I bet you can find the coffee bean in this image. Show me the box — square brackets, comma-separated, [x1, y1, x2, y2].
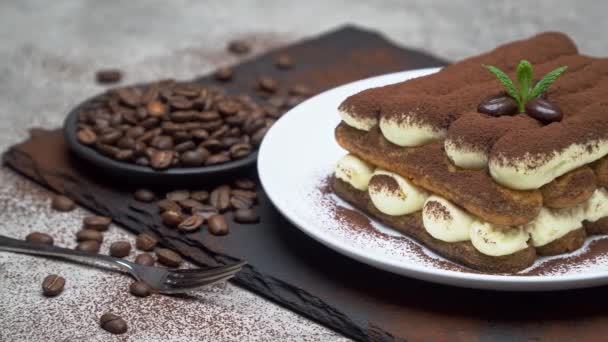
[96, 69, 122, 84]
[178, 215, 204, 232]
[191, 129, 209, 140]
[51, 195, 75, 212]
[251, 127, 269, 146]
[129, 281, 152, 297]
[205, 154, 231, 165]
[77, 128, 97, 145]
[174, 141, 196, 153]
[126, 126, 145, 138]
[99, 130, 122, 144]
[134, 189, 155, 202]
[109, 241, 131, 258]
[180, 149, 209, 166]
[116, 136, 135, 149]
[178, 199, 204, 212]
[201, 138, 223, 151]
[214, 67, 233, 81]
[155, 248, 183, 267]
[140, 85, 159, 103]
[208, 214, 229, 236]
[75, 240, 101, 253]
[258, 77, 278, 93]
[157, 199, 181, 213]
[234, 208, 260, 223]
[234, 178, 256, 190]
[76, 229, 104, 243]
[146, 100, 166, 118]
[135, 233, 158, 251]
[166, 190, 190, 201]
[230, 143, 252, 159]
[477, 94, 518, 117]
[217, 100, 240, 116]
[100, 313, 128, 335]
[274, 54, 294, 69]
[190, 190, 209, 202]
[150, 135, 174, 150]
[42, 274, 65, 297]
[227, 40, 251, 55]
[289, 84, 311, 96]
[150, 150, 173, 169]
[25, 232, 54, 246]
[231, 189, 257, 201]
[525, 98, 563, 123]
[83, 216, 112, 231]
[210, 185, 231, 211]
[230, 195, 253, 209]
[134, 253, 155, 266]
[191, 205, 219, 220]
[161, 210, 183, 227]
[117, 88, 141, 108]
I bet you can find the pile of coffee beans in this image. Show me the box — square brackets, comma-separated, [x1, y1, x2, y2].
[134, 177, 259, 236]
[76, 80, 275, 169]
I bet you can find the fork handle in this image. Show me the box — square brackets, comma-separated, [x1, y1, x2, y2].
[0, 234, 131, 271]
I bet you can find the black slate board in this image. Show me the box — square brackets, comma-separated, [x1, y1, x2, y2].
[9, 26, 608, 342]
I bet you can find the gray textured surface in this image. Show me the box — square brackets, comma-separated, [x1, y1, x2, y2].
[0, 0, 606, 340]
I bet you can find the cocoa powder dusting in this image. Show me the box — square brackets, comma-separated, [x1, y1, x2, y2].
[369, 174, 400, 194]
[424, 200, 451, 221]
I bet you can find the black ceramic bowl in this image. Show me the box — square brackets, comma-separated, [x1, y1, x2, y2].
[63, 96, 258, 186]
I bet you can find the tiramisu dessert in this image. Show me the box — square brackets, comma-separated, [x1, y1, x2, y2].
[331, 32, 608, 273]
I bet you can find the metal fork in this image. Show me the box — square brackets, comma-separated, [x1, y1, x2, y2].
[0, 235, 246, 294]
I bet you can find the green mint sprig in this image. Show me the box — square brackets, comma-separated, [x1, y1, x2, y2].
[482, 60, 568, 112]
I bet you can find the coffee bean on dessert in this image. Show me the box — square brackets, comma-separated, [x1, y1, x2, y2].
[42, 274, 65, 297]
[258, 77, 278, 93]
[51, 195, 75, 212]
[150, 150, 173, 169]
[166, 190, 190, 202]
[129, 281, 152, 297]
[100, 313, 128, 335]
[274, 54, 294, 69]
[214, 67, 234, 81]
[76, 229, 104, 243]
[190, 190, 209, 202]
[208, 214, 229, 236]
[155, 248, 183, 267]
[134, 253, 155, 266]
[135, 233, 158, 251]
[161, 210, 183, 227]
[83, 216, 112, 231]
[157, 199, 181, 213]
[210, 185, 231, 211]
[133, 189, 155, 202]
[109, 241, 131, 258]
[77, 128, 97, 145]
[234, 208, 260, 223]
[477, 94, 518, 117]
[96, 69, 122, 84]
[25, 232, 54, 246]
[178, 215, 204, 232]
[234, 178, 256, 190]
[227, 40, 251, 55]
[525, 98, 563, 123]
[75, 240, 101, 253]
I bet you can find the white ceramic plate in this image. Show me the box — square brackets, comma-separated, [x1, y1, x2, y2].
[258, 67, 608, 291]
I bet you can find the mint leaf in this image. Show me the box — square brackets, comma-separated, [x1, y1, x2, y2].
[516, 60, 533, 104]
[529, 66, 568, 99]
[482, 64, 521, 107]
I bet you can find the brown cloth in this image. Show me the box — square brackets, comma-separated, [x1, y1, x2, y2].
[6, 26, 606, 342]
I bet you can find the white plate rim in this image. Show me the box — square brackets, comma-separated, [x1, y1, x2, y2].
[257, 67, 608, 291]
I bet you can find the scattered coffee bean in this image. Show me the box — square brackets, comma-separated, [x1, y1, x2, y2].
[234, 178, 256, 190]
[100, 313, 128, 335]
[230, 195, 253, 209]
[155, 248, 183, 267]
[477, 94, 518, 117]
[274, 54, 294, 69]
[289, 84, 312, 96]
[191, 205, 219, 220]
[51, 195, 75, 212]
[157, 199, 181, 213]
[83, 216, 112, 231]
[76, 229, 104, 243]
[258, 77, 278, 93]
[227, 40, 251, 55]
[178, 199, 204, 212]
[75, 240, 101, 253]
[214, 67, 234, 81]
[161, 210, 183, 227]
[133, 189, 155, 202]
[234, 208, 260, 223]
[134, 253, 155, 266]
[178, 215, 204, 232]
[42, 274, 65, 297]
[109, 241, 131, 258]
[525, 97, 563, 123]
[135, 233, 158, 251]
[190, 190, 209, 202]
[210, 185, 231, 211]
[208, 214, 229, 236]
[231, 189, 257, 201]
[25, 232, 54, 246]
[129, 281, 152, 297]
[96, 69, 122, 84]
[166, 190, 190, 202]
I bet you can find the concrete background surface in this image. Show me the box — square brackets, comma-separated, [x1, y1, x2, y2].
[0, 0, 606, 340]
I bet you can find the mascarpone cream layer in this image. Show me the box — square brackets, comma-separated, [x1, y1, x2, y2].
[444, 139, 488, 170]
[334, 154, 375, 191]
[338, 108, 377, 131]
[379, 115, 446, 147]
[368, 169, 429, 216]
